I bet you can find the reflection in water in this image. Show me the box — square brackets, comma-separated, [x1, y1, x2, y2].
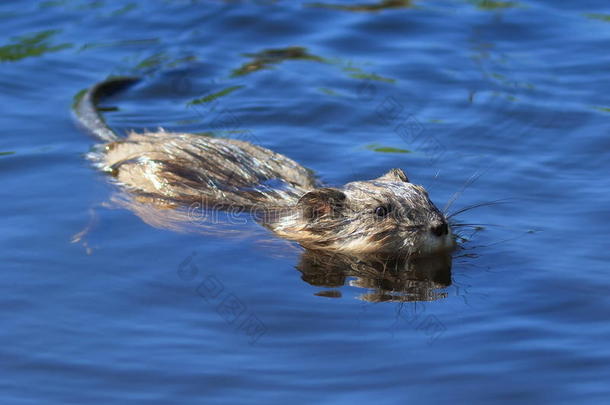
[231, 46, 326, 76]
[297, 250, 451, 302]
[307, 0, 412, 12]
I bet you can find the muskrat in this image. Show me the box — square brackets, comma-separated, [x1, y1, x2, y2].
[75, 77, 454, 256]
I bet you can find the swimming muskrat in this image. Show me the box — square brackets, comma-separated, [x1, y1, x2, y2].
[75, 77, 454, 256]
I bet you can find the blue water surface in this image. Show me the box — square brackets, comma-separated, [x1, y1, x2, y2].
[2, 0, 610, 404]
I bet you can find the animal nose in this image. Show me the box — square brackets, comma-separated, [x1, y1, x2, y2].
[431, 222, 448, 237]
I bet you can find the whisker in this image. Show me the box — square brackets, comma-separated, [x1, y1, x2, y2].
[425, 169, 442, 193]
[443, 168, 489, 215]
[447, 198, 511, 219]
[470, 231, 535, 248]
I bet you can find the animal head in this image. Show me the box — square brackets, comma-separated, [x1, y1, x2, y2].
[275, 168, 454, 256]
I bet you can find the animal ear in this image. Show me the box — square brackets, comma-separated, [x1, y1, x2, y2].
[297, 188, 346, 220]
[376, 168, 409, 183]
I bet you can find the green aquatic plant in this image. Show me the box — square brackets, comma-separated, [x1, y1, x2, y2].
[40, 0, 105, 9]
[187, 85, 245, 106]
[125, 51, 196, 73]
[110, 3, 137, 16]
[347, 70, 395, 83]
[75, 0, 104, 10]
[231, 46, 326, 77]
[469, 0, 518, 10]
[338, 61, 396, 83]
[173, 119, 202, 126]
[307, 0, 412, 12]
[135, 52, 170, 70]
[0, 30, 71, 62]
[585, 13, 610, 22]
[365, 144, 411, 153]
[39, 0, 69, 7]
[318, 87, 345, 97]
[167, 55, 197, 68]
[231, 46, 396, 88]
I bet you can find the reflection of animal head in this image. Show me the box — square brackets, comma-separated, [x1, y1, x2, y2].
[296, 249, 452, 302]
[271, 168, 455, 256]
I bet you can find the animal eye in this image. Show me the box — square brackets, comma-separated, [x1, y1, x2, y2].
[374, 205, 392, 218]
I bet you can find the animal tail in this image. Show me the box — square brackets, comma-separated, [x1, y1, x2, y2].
[74, 76, 141, 142]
